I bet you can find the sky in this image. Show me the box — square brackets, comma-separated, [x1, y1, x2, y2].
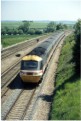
[1, 0, 81, 21]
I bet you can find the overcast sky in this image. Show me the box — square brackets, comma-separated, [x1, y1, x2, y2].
[1, 0, 81, 21]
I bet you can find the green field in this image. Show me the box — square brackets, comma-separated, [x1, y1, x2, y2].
[50, 34, 80, 120]
[1, 34, 41, 47]
[1, 32, 52, 48]
[1, 21, 48, 29]
[1, 35, 43, 47]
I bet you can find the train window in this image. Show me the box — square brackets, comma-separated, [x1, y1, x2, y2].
[40, 61, 43, 70]
[21, 60, 38, 70]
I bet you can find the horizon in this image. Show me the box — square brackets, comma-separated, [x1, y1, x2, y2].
[1, 20, 77, 22]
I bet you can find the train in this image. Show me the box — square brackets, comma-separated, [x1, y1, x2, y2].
[20, 31, 65, 83]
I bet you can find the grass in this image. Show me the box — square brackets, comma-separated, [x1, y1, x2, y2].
[1, 21, 22, 29]
[30, 22, 48, 29]
[50, 34, 81, 120]
[1, 34, 41, 48]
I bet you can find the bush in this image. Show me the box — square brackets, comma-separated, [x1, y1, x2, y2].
[7, 29, 13, 35]
[1, 28, 6, 35]
[18, 29, 23, 35]
[13, 29, 18, 35]
[18, 21, 30, 34]
[35, 29, 43, 34]
[28, 29, 35, 35]
[1, 27, 9, 35]
[47, 22, 56, 32]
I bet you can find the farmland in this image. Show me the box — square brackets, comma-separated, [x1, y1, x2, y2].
[1, 21, 48, 29]
[1, 21, 49, 48]
[1, 20, 75, 29]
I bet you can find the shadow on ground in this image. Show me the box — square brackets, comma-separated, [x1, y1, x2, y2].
[8, 74, 38, 90]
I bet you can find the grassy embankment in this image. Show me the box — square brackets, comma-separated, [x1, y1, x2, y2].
[50, 34, 80, 120]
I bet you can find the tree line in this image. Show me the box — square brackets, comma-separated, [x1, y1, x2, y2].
[73, 19, 81, 75]
[1, 21, 68, 35]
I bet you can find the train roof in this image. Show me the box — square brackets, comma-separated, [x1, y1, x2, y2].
[28, 31, 64, 57]
[28, 41, 53, 56]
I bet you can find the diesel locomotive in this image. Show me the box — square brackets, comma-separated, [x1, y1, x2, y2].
[20, 32, 65, 83]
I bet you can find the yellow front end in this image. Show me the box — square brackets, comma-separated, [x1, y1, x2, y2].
[20, 55, 43, 83]
[20, 75, 41, 83]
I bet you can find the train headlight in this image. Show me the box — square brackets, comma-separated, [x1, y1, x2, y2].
[33, 72, 38, 75]
[20, 71, 26, 75]
[33, 70, 43, 75]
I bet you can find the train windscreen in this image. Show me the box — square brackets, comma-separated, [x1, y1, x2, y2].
[21, 60, 38, 70]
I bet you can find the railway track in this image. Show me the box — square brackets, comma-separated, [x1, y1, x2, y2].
[1, 34, 51, 60]
[1, 62, 20, 88]
[1, 34, 53, 74]
[1, 40, 36, 59]
[1, 34, 54, 97]
[1, 47, 35, 98]
[6, 89, 36, 120]
[1, 45, 41, 97]
[1, 32, 59, 88]
[1, 31, 70, 120]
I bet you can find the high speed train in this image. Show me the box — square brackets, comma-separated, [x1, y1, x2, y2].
[20, 31, 65, 83]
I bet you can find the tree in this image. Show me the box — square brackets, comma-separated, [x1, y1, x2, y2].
[28, 29, 35, 35]
[18, 21, 30, 34]
[47, 22, 56, 32]
[35, 29, 43, 34]
[56, 23, 68, 30]
[18, 29, 23, 35]
[13, 29, 18, 35]
[74, 19, 81, 39]
[56, 23, 64, 30]
[73, 19, 81, 75]
[1, 28, 6, 35]
[7, 29, 13, 35]
[63, 24, 68, 29]
[1, 27, 9, 35]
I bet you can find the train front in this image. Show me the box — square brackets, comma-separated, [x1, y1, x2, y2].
[20, 55, 43, 83]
